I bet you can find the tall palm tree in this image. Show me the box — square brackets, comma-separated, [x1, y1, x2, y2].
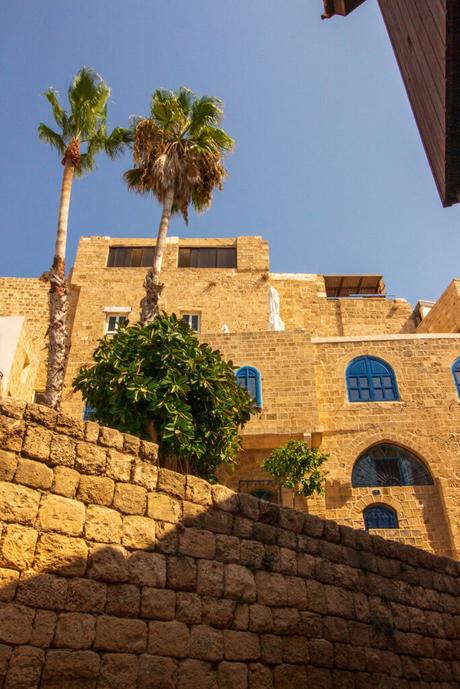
[124, 88, 234, 322]
[38, 68, 132, 410]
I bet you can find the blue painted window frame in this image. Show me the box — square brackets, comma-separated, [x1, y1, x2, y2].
[83, 404, 97, 421]
[236, 366, 262, 407]
[364, 504, 398, 530]
[346, 356, 399, 402]
[452, 358, 460, 398]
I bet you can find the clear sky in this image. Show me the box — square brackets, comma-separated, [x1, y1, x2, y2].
[1, 0, 459, 305]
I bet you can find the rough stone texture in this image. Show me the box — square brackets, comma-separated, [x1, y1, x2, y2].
[0, 407, 459, 687]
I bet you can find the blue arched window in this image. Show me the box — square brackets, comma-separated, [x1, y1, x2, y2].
[452, 358, 460, 398]
[352, 443, 433, 487]
[236, 366, 262, 407]
[346, 356, 398, 402]
[364, 504, 398, 530]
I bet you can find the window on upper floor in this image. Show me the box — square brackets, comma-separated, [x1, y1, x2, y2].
[181, 313, 201, 332]
[346, 356, 398, 402]
[83, 404, 97, 421]
[178, 247, 237, 269]
[106, 315, 129, 335]
[352, 443, 433, 488]
[452, 358, 460, 397]
[107, 246, 155, 267]
[364, 504, 398, 530]
[236, 366, 262, 407]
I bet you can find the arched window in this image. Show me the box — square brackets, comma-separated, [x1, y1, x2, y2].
[346, 356, 398, 402]
[452, 358, 460, 398]
[364, 504, 398, 530]
[236, 366, 262, 407]
[352, 443, 433, 487]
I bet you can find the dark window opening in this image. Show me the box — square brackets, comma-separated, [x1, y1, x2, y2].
[364, 504, 398, 530]
[352, 444, 433, 488]
[178, 247, 236, 269]
[107, 247, 155, 268]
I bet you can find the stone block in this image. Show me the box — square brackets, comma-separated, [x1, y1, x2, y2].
[54, 612, 96, 649]
[122, 515, 156, 549]
[282, 635, 309, 663]
[98, 653, 139, 689]
[38, 494, 85, 535]
[297, 552, 315, 578]
[285, 575, 307, 609]
[88, 544, 129, 582]
[85, 505, 122, 543]
[49, 435, 76, 468]
[176, 592, 202, 624]
[114, 483, 147, 515]
[185, 475, 212, 505]
[197, 559, 224, 597]
[190, 625, 224, 661]
[95, 615, 147, 653]
[306, 666, 333, 689]
[55, 413, 85, 440]
[22, 425, 51, 461]
[133, 461, 158, 491]
[0, 481, 40, 524]
[218, 661, 248, 689]
[225, 564, 256, 602]
[41, 649, 100, 688]
[4, 645, 44, 689]
[158, 468, 185, 499]
[167, 555, 197, 591]
[325, 585, 355, 619]
[177, 659, 217, 689]
[75, 441, 107, 474]
[106, 449, 132, 481]
[30, 610, 57, 648]
[98, 425, 124, 450]
[138, 654, 178, 689]
[216, 535, 241, 563]
[248, 663, 273, 689]
[272, 607, 301, 635]
[66, 578, 106, 613]
[278, 506, 304, 533]
[1, 524, 38, 570]
[212, 484, 239, 512]
[34, 533, 88, 576]
[280, 548, 297, 575]
[255, 571, 287, 606]
[23, 405, 55, 428]
[142, 587, 176, 620]
[17, 573, 67, 610]
[123, 434, 141, 456]
[106, 583, 140, 618]
[183, 500, 206, 527]
[273, 664, 307, 689]
[233, 603, 249, 631]
[0, 451, 17, 481]
[148, 492, 182, 523]
[140, 440, 158, 464]
[78, 474, 114, 506]
[202, 597, 235, 628]
[15, 458, 53, 489]
[202, 508, 233, 535]
[0, 603, 34, 644]
[84, 421, 100, 444]
[224, 630, 260, 661]
[249, 604, 272, 633]
[238, 494, 260, 520]
[52, 466, 80, 498]
[240, 540, 264, 569]
[129, 551, 166, 587]
[0, 568, 19, 602]
[233, 516, 253, 539]
[156, 520, 179, 554]
[148, 620, 190, 657]
[180, 528, 215, 559]
[260, 635, 283, 664]
[0, 398, 26, 419]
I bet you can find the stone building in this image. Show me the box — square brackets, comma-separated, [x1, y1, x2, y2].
[1, 235, 460, 559]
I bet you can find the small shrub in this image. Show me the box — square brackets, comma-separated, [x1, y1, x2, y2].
[262, 440, 328, 498]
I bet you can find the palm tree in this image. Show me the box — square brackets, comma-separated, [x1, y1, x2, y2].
[124, 88, 234, 322]
[38, 68, 132, 410]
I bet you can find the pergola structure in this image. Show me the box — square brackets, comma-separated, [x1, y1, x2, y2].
[321, 0, 460, 207]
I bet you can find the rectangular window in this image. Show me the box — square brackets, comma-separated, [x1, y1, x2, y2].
[178, 247, 236, 269]
[33, 391, 46, 405]
[106, 315, 129, 335]
[107, 246, 155, 267]
[181, 313, 201, 332]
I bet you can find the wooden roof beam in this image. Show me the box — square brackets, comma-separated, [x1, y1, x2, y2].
[321, 0, 367, 19]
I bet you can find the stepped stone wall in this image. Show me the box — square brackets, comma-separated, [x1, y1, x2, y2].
[0, 400, 460, 688]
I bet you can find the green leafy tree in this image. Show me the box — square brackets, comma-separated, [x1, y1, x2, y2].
[73, 314, 257, 481]
[124, 88, 234, 322]
[38, 68, 132, 410]
[262, 441, 328, 497]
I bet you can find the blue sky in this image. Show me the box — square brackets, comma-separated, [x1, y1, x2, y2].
[1, 0, 459, 305]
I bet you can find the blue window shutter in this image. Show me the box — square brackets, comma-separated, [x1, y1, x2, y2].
[236, 366, 262, 407]
[452, 358, 460, 397]
[364, 505, 398, 530]
[346, 356, 398, 402]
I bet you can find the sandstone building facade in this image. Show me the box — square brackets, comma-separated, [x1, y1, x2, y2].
[1, 235, 460, 559]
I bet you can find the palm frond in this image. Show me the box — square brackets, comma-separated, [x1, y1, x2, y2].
[76, 152, 97, 177]
[176, 87, 194, 116]
[194, 125, 235, 154]
[68, 68, 111, 137]
[151, 89, 186, 132]
[37, 123, 66, 154]
[123, 167, 148, 193]
[43, 88, 67, 130]
[189, 96, 223, 135]
[104, 127, 134, 158]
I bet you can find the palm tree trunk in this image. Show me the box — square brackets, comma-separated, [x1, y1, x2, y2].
[44, 160, 74, 409]
[140, 187, 174, 323]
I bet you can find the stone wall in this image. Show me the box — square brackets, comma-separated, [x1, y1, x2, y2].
[417, 280, 460, 334]
[1, 401, 460, 688]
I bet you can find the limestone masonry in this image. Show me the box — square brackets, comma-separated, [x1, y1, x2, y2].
[1, 235, 460, 558]
[0, 399, 460, 688]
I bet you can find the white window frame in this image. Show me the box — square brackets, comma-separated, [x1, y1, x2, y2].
[181, 312, 201, 332]
[105, 314, 129, 335]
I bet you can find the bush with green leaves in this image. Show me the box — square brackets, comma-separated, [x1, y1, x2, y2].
[262, 440, 328, 497]
[73, 314, 257, 481]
